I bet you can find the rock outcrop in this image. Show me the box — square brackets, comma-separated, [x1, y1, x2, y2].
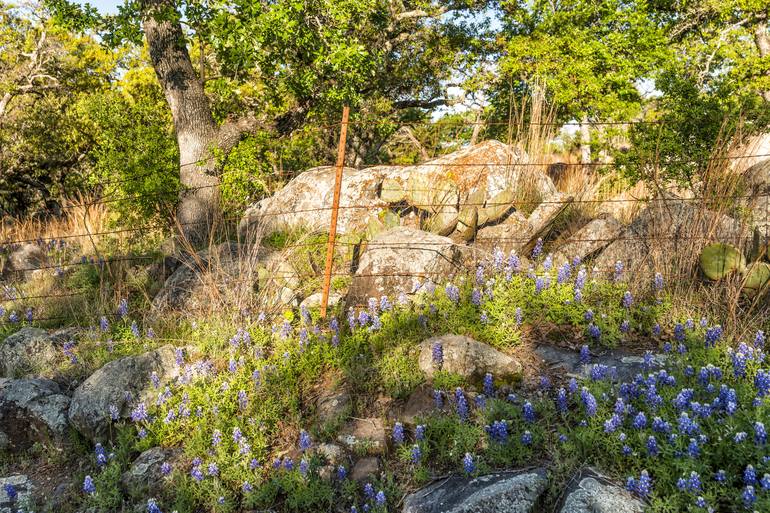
[559, 470, 644, 513]
[0, 328, 62, 378]
[418, 334, 522, 382]
[68, 345, 181, 441]
[553, 214, 623, 266]
[402, 470, 548, 513]
[348, 227, 470, 303]
[0, 378, 70, 452]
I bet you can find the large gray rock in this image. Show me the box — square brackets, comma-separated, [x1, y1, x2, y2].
[419, 335, 522, 382]
[5, 243, 46, 273]
[0, 328, 61, 378]
[0, 475, 34, 513]
[151, 243, 299, 313]
[121, 446, 181, 497]
[348, 227, 470, 303]
[402, 470, 548, 513]
[68, 345, 181, 441]
[560, 472, 644, 513]
[534, 344, 665, 383]
[0, 378, 70, 452]
[594, 194, 747, 278]
[239, 165, 397, 238]
[527, 192, 574, 245]
[554, 214, 623, 266]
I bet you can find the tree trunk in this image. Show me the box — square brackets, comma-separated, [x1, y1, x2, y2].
[579, 114, 592, 165]
[755, 19, 770, 102]
[141, 0, 220, 246]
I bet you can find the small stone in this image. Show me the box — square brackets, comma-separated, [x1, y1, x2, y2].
[418, 334, 522, 382]
[316, 386, 351, 427]
[350, 457, 380, 482]
[315, 443, 345, 465]
[337, 418, 387, 455]
[560, 471, 643, 513]
[400, 386, 437, 425]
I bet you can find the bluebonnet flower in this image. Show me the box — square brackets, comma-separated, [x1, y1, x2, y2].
[735, 431, 748, 443]
[432, 342, 443, 368]
[471, 288, 482, 306]
[622, 291, 633, 309]
[523, 401, 536, 423]
[653, 324, 662, 337]
[283, 458, 294, 471]
[619, 320, 630, 333]
[486, 420, 508, 443]
[573, 288, 582, 302]
[531, 238, 543, 259]
[742, 485, 756, 508]
[579, 345, 590, 364]
[95, 443, 108, 467]
[558, 433, 568, 443]
[590, 364, 611, 381]
[117, 298, 129, 319]
[8, 311, 18, 323]
[415, 424, 426, 441]
[535, 277, 544, 294]
[539, 375, 551, 390]
[336, 465, 347, 480]
[83, 475, 96, 494]
[625, 470, 652, 498]
[299, 430, 312, 451]
[99, 316, 109, 332]
[575, 268, 587, 290]
[632, 412, 647, 429]
[238, 390, 248, 409]
[653, 272, 663, 291]
[687, 438, 700, 458]
[584, 309, 594, 322]
[759, 422, 769, 445]
[147, 499, 162, 513]
[63, 340, 77, 364]
[483, 373, 494, 396]
[250, 458, 260, 470]
[521, 430, 533, 445]
[755, 370, 770, 398]
[614, 260, 624, 282]
[588, 323, 601, 341]
[445, 283, 460, 303]
[542, 254, 553, 271]
[515, 307, 523, 325]
[646, 435, 658, 456]
[715, 469, 726, 483]
[433, 389, 444, 409]
[507, 252, 521, 274]
[744, 465, 757, 485]
[556, 388, 568, 413]
[455, 388, 469, 421]
[568, 378, 578, 395]
[474, 394, 486, 409]
[299, 459, 309, 476]
[4, 483, 17, 502]
[363, 483, 375, 499]
[755, 330, 766, 349]
[580, 388, 597, 417]
[160, 461, 172, 476]
[131, 320, 140, 338]
[375, 490, 386, 506]
[557, 263, 571, 284]
[409, 444, 422, 464]
[622, 445, 632, 456]
[674, 323, 685, 342]
[463, 453, 475, 474]
[392, 422, 405, 444]
[760, 474, 770, 491]
[131, 402, 148, 423]
[604, 414, 622, 433]
[704, 325, 722, 347]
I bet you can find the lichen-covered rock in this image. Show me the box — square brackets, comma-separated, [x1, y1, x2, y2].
[68, 345, 181, 441]
[348, 227, 470, 303]
[553, 214, 623, 266]
[0, 378, 70, 452]
[239, 165, 398, 238]
[337, 418, 387, 455]
[316, 385, 352, 427]
[560, 471, 644, 513]
[418, 335, 522, 382]
[527, 192, 574, 244]
[594, 194, 747, 278]
[0, 475, 34, 513]
[473, 211, 532, 255]
[0, 327, 61, 378]
[4, 243, 46, 275]
[402, 469, 548, 513]
[121, 446, 181, 497]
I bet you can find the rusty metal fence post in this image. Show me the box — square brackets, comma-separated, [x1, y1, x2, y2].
[320, 106, 350, 318]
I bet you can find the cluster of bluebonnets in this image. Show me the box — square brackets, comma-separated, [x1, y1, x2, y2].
[3, 242, 767, 513]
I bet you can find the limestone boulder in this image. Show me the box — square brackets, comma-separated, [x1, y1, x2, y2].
[553, 214, 623, 266]
[68, 345, 181, 441]
[0, 378, 70, 452]
[0, 327, 63, 378]
[348, 227, 470, 303]
[239, 165, 398, 238]
[402, 470, 548, 513]
[559, 470, 644, 513]
[594, 194, 747, 278]
[418, 334, 522, 382]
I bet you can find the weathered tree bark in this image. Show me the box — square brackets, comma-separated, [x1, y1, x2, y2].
[141, 0, 259, 246]
[755, 18, 770, 102]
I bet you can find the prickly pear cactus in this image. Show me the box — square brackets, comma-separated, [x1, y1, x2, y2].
[424, 209, 458, 236]
[380, 178, 406, 203]
[743, 262, 770, 295]
[699, 243, 746, 280]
